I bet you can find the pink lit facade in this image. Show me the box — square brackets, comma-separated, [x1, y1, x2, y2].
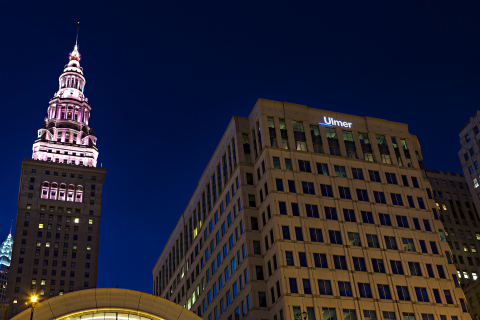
[32, 44, 98, 167]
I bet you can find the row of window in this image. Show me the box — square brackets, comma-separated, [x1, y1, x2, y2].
[294, 306, 464, 320]
[288, 277, 460, 306]
[273, 158, 423, 188]
[281, 226, 445, 256]
[30, 169, 98, 180]
[284, 250, 452, 281]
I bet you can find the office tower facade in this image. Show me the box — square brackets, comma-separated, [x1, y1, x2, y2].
[6, 42, 106, 317]
[0, 231, 13, 301]
[153, 99, 470, 320]
[426, 170, 480, 287]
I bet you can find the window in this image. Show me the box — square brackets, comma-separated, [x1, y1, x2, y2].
[390, 193, 403, 206]
[407, 196, 415, 208]
[377, 284, 391, 299]
[361, 211, 374, 224]
[369, 170, 381, 182]
[358, 283, 372, 298]
[437, 265, 446, 278]
[282, 226, 290, 240]
[334, 165, 347, 177]
[373, 191, 386, 204]
[385, 173, 397, 184]
[396, 216, 409, 228]
[289, 278, 298, 293]
[417, 197, 426, 209]
[423, 219, 431, 231]
[430, 241, 439, 254]
[309, 228, 323, 242]
[314, 253, 328, 268]
[288, 180, 296, 193]
[384, 236, 397, 250]
[298, 160, 311, 172]
[397, 286, 410, 301]
[364, 311, 377, 320]
[408, 262, 422, 276]
[351, 168, 364, 180]
[379, 213, 392, 226]
[320, 184, 333, 197]
[390, 260, 404, 274]
[276, 179, 284, 192]
[366, 234, 379, 248]
[318, 279, 333, 295]
[279, 202, 287, 215]
[411, 177, 420, 188]
[316, 163, 329, 175]
[291, 203, 299, 216]
[403, 314, 415, 320]
[402, 238, 415, 252]
[333, 255, 347, 270]
[415, 287, 429, 302]
[329, 230, 342, 244]
[356, 189, 369, 201]
[306, 204, 320, 218]
[322, 206, 337, 220]
[338, 281, 352, 296]
[353, 257, 366, 271]
[372, 258, 385, 273]
[302, 279, 312, 294]
[295, 227, 304, 241]
[285, 159, 293, 170]
[302, 181, 315, 195]
[323, 308, 336, 320]
[298, 252, 307, 267]
[273, 157, 281, 169]
[338, 186, 351, 199]
[348, 232, 361, 246]
[432, 289, 442, 304]
[343, 209, 356, 222]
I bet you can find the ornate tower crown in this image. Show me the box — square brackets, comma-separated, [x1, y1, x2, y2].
[32, 24, 99, 167]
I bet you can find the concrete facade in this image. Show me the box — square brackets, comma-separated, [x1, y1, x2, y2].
[153, 99, 471, 320]
[427, 170, 480, 287]
[9, 288, 201, 320]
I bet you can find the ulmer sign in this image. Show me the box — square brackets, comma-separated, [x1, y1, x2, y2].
[319, 116, 352, 128]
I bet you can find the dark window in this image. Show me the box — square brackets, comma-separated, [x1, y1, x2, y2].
[356, 189, 369, 201]
[371, 258, 385, 273]
[302, 182, 315, 195]
[397, 286, 410, 301]
[401, 175, 409, 186]
[343, 209, 356, 222]
[309, 228, 323, 242]
[276, 179, 284, 192]
[298, 160, 311, 172]
[288, 180, 296, 193]
[279, 202, 287, 215]
[316, 163, 329, 175]
[282, 226, 290, 240]
[295, 227, 303, 241]
[291, 203, 299, 216]
[320, 184, 334, 197]
[415, 287, 430, 302]
[385, 173, 398, 185]
[411, 177, 420, 188]
[358, 283, 372, 298]
[333, 255, 347, 270]
[384, 236, 397, 250]
[285, 251, 294, 266]
[379, 213, 392, 226]
[318, 280, 332, 295]
[338, 186, 351, 199]
[313, 253, 328, 268]
[377, 284, 392, 299]
[373, 191, 386, 204]
[305, 204, 319, 218]
[361, 211, 374, 224]
[366, 234, 380, 248]
[329, 230, 342, 244]
[289, 278, 298, 293]
[368, 170, 381, 182]
[396, 215, 409, 228]
[351, 168, 364, 180]
[353, 257, 366, 271]
[338, 281, 353, 297]
[324, 207, 337, 220]
[390, 193, 404, 206]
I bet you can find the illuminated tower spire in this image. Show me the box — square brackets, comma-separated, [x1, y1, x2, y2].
[32, 24, 99, 167]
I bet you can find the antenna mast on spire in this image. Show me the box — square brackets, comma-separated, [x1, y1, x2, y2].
[76, 22, 80, 46]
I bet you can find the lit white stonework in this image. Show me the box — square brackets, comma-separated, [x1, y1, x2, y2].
[32, 44, 98, 167]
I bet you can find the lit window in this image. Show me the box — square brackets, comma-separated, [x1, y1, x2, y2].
[88, 219, 93, 225]
[473, 273, 478, 280]
[13, 299, 17, 304]
[45, 242, 50, 247]
[39, 224, 43, 229]
[442, 204, 447, 211]
[463, 271, 469, 279]
[74, 218, 79, 223]
[87, 245, 91, 251]
[474, 178, 479, 188]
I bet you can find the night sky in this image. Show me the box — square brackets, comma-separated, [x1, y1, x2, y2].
[0, 1, 479, 293]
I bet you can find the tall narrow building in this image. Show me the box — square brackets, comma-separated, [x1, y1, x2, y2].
[152, 99, 470, 320]
[426, 170, 480, 286]
[6, 40, 106, 317]
[0, 229, 13, 301]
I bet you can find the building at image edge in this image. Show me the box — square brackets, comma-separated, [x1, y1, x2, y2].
[153, 99, 470, 320]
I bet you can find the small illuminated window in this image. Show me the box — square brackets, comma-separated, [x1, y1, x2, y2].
[73, 244, 77, 250]
[74, 218, 79, 224]
[464, 271, 470, 279]
[473, 273, 478, 281]
[45, 242, 50, 248]
[41, 279, 46, 285]
[88, 219, 93, 225]
[38, 224, 43, 229]
[36, 241, 41, 247]
[87, 245, 91, 251]
[13, 299, 17, 304]
[442, 204, 447, 211]
[32, 279, 36, 285]
[474, 178, 479, 189]
[435, 203, 439, 207]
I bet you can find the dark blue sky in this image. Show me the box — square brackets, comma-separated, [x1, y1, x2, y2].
[0, 1, 479, 293]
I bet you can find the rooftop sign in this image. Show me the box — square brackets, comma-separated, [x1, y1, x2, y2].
[319, 116, 352, 128]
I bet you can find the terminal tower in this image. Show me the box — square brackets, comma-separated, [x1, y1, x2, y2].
[6, 37, 106, 317]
